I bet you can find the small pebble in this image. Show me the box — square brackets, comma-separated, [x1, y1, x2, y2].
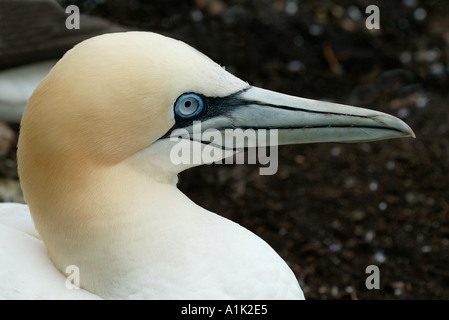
[365, 230, 375, 242]
[369, 181, 378, 192]
[287, 60, 304, 72]
[414, 8, 427, 21]
[400, 51, 412, 64]
[285, 1, 298, 15]
[190, 9, 203, 22]
[308, 24, 324, 36]
[330, 147, 341, 157]
[429, 62, 446, 78]
[374, 249, 387, 263]
[397, 108, 410, 118]
[347, 6, 362, 21]
[378, 202, 387, 211]
[386, 160, 395, 170]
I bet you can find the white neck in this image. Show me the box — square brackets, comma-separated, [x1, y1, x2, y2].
[29, 143, 302, 299]
[40, 159, 204, 298]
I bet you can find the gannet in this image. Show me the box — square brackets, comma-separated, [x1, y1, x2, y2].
[0, 32, 414, 299]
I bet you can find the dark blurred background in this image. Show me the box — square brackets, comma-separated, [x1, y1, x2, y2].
[1, 0, 448, 299]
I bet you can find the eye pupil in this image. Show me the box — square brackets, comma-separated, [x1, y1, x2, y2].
[185, 101, 191, 108]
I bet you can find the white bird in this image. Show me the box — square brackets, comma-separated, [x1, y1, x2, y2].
[0, 32, 414, 299]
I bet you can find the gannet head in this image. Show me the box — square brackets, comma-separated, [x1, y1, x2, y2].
[18, 31, 414, 184]
[17, 32, 414, 297]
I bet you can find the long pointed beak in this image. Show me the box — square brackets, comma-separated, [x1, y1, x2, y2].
[226, 86, 415, 146]
[164, 86, 415, 150]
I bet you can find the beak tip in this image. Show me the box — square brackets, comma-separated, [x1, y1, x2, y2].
[401, 123, 416, 139]
[377, 113, 415, 140]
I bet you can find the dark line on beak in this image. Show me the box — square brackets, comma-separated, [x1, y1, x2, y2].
[239, 100, 373, 119]
[235, 124, 405, 133]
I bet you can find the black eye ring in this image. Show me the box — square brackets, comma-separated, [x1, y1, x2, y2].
[174, 93, 204, 119]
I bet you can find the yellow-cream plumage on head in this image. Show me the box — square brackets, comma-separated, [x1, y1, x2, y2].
[9, 31, 414, 299]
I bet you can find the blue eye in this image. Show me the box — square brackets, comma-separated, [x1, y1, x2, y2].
[174, 93, 204, 119]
